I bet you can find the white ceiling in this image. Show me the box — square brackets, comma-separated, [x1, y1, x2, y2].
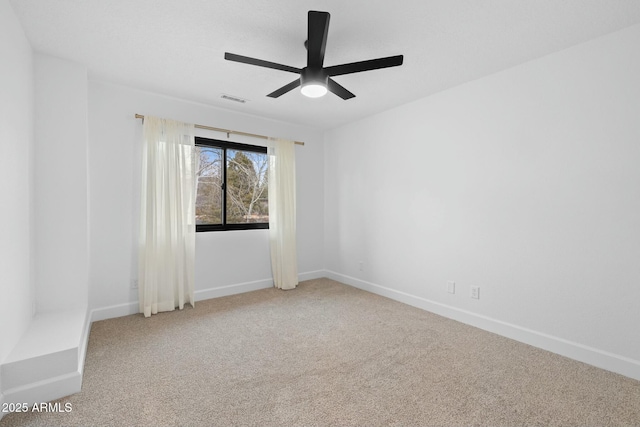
[10, 0, 640, 130]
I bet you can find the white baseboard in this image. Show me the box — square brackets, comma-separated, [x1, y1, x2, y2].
[194, 270, 327, 300]
[79, 310, 91, 374]
[194, 278, 273, 301]
[91, 280, 275, 322]
[2, 371, 82, 409]
[90, 302, 138, 323]
[325, 270, 640, 381]
[91, 270, 326, 323]
[298, 270, 327, 282]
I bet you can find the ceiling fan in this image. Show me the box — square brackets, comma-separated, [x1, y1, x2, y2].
[224, 11, 404, 100]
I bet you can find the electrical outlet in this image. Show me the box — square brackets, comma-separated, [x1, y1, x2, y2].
[471, 286, 480, 299]
[447, 281, 455, 294]
[359, 261, 364, 271]
[131, 279, 138, 290]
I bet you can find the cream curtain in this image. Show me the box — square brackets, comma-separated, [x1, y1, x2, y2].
[267, 138, 298, 290]
[139, 116, 196, 317]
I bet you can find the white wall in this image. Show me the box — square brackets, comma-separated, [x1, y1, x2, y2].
[34, 54, 89, 313]
[0, 0, 35, 390]
[88, 81, 324, 316]
[324, 24, 640, 375]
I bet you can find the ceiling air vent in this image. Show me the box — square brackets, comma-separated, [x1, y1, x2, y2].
[221, 94, 248, 104]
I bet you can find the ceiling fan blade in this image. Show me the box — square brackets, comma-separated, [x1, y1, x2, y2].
[267, 79, 301, 98]
[307, 11, 330, 69]
[225, 52, 301, 74]
[327, 78, 355, 100]
[325, 55, 404, 77]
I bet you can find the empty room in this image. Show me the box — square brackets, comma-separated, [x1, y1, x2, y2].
[1, 0, 639, 426]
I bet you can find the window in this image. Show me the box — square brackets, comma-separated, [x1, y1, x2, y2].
[195, 137, 269, 232]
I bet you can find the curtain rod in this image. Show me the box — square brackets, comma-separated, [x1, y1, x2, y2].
[134, 114, 304, 146]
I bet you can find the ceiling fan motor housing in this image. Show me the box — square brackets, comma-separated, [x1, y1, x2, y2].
[301, 67, 328, 87]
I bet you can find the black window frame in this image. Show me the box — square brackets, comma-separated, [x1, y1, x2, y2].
[195, 136, 269, 232]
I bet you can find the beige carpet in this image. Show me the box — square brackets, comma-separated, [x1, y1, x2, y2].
[2, 278, 639, 426]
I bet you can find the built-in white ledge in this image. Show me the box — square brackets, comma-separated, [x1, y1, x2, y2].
[1, 308, 90, 407]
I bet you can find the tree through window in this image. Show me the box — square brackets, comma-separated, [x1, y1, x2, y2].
[195, 137, 269, 231]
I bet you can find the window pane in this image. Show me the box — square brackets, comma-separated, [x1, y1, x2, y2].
[195, 146, 223, 225]
[226, 149, 269, 224]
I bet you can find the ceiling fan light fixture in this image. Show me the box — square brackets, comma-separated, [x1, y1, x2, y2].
[301, 82, 327, 98]
[300, 67, 328, 98]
